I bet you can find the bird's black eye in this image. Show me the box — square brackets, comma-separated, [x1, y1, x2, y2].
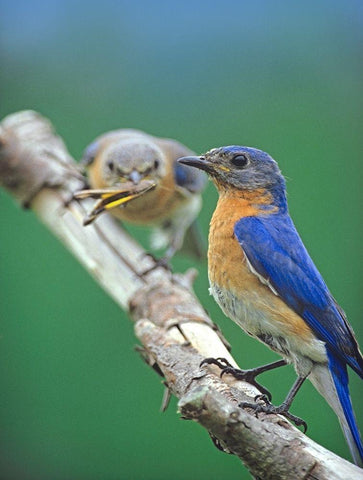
[107, 160, 114, 171]
[231, 154, 249, 168]
[154, 159, 159, 169]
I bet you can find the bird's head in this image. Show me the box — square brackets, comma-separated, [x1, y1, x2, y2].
[178, 146, 285, 192]
[178, 146, 288, 212]
[98, 139, 167, 186]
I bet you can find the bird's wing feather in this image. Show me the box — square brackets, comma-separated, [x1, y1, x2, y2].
[155, 138, 207, 193]
[234, 214, 363, 376]
[174, 161, 207, 193]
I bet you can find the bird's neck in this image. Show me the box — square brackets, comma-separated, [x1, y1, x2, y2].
[214, 188, 275, 218]
[214, 179, 288, 215]
[209, 186, 288, 243]
[209, 190, 272, 249]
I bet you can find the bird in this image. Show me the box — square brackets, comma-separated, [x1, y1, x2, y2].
[80, 129, 206, 263]
[178, 145, 363, 466]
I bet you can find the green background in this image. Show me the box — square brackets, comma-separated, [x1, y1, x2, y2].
[0, 1, 362, 478]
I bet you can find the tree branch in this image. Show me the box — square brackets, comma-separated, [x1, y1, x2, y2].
[0, 110, 361, 480]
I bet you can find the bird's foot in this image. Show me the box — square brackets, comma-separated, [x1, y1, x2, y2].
[200, 357, 272, 401]
[240, 395, 307, 432]
[140, 253, 171, 275]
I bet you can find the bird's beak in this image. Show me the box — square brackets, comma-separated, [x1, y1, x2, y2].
[74, 179, 156, 225]
[128, 170, 142, 185]
[177, 156, 214, 173]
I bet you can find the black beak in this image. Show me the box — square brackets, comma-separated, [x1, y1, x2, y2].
[177, 155, 213, 173]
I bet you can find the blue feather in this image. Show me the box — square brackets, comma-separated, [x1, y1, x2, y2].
[173, 161, 206, 193]
[234, 213, 363, 377]
[81, 140, 100, 166]
[327, 351, 363, 464]
[234, 212, 363, 464]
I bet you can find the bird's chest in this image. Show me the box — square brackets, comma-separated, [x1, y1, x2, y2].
[209, 226, 247, 321]
[207, 196, 322, 364]
[208, 199, 264, 329]
[111, 184, 184, 225]
[208, 198, 258, 301]
[88, 159, 184, 225]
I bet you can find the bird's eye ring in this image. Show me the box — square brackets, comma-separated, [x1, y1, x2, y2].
[231, 154, 249, 168]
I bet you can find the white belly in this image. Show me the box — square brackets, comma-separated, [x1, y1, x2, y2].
[209, 281, 328, 376]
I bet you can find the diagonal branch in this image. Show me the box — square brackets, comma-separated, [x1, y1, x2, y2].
[0, 110, 361, 480]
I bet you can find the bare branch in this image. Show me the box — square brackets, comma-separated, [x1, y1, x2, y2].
[0, 110, 361, 480]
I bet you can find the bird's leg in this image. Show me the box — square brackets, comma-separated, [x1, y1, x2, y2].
[140, 237, 180, 275]
[200, 357, 287, 401]
[155, 225, 187, 268]
[141, 219, 190, 274]
[140, 251, 172, 275]
[152, 231, 182, 269]
[241, 374, 308, 432]
[155, 243, 177, 269]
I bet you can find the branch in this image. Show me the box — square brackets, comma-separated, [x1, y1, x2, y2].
[0, 110, 361, 480]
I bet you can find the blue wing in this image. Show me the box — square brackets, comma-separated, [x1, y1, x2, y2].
[234, 213, 363, 377]
[81, 140, 100, 166]
[153, 137, 207, 193]
[174, 161, 207, 193]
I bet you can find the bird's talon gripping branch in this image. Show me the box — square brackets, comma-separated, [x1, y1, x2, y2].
[140, 251, 159, 262]
[199, 357, 231, 369]
[240, 400, 308, 432]
[141, 256, 171, 276]
[200, 357, 273, 400]
[254, 393, 270, 404]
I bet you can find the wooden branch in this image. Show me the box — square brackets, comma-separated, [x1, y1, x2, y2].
[0, 110, 361, 480]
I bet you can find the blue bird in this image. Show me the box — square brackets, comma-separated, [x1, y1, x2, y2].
[79, 129, 206, 262]
[179, 146, 363, 466]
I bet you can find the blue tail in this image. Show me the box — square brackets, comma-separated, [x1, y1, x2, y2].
[328, 351, 363, 466]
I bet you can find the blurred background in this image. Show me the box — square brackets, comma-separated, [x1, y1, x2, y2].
[0, 1, 362, 478]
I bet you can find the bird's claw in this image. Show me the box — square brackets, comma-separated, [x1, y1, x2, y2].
[240, 399, 307, 433]
[140, 254, 171, 275]
[199, 357, 231, 369]
[254, 393, 270, 403]
[199, 357, 272, 401]
[220, 367, 272, 401]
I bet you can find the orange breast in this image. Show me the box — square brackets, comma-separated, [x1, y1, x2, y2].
[208, 189, 314, 340]
[208, 188, 272, 290]
[109, 175, 184, 225]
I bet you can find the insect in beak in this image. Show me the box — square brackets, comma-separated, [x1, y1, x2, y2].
[74, 179, 156, 225]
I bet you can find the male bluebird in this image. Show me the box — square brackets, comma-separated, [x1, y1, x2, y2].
[80, 129, 206, 261]
[179, 146, 363, 465]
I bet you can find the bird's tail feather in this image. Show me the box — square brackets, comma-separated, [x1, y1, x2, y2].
[309, 356, 363, 467]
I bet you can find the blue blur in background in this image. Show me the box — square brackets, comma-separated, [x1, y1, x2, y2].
[0, 1, 362, 478]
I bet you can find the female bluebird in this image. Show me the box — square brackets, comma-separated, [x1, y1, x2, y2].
[80, 129, 206, 261]
[179, 146, 363, 466]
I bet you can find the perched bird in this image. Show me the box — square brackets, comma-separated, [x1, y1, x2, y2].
[179, 146, 363, 465]
[80, 129, 206, 261]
